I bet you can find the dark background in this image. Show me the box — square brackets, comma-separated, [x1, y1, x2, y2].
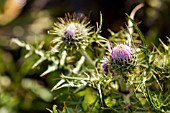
[1, 0, 170, 43]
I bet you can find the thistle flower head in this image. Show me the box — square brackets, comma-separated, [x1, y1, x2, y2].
[111, 44, 133, 63]
[110, 44, 136, 71]
[49, 13, 93, 52]
[101, 43, 136, 74]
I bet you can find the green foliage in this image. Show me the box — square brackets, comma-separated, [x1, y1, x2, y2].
[11, 12, 170, 112]
[1, 3, 170, 113]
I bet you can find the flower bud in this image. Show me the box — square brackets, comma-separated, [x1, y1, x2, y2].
[49, 13, 93, 52]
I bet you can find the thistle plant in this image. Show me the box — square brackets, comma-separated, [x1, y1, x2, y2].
[11, 4, 170, 113]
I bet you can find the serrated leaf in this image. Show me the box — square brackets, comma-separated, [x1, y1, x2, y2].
[159, 39, 168, 51]
[11, 38, 25, 47]
[52, 81, 85, 91]
[40, 62, 59, 77]
[51, 79, 65, 91]
[32, 57, 46, 69]
[72, 56, 85, 74]
[127, 15, 146, 46]
[60, 51, 67, 67]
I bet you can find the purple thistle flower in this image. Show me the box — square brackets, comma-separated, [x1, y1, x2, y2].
[111, 44, 133, 64]
[101, 43, 136, 75]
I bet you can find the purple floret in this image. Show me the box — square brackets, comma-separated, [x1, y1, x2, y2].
[65, 24, 78, 37]
[111, 44, 133, 63]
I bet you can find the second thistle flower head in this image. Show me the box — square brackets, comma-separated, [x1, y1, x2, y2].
[101, 43, 136, 74]
[111, 44, 136, 71]
[111, 44, 133, 64]
[49, 13, 93, 52]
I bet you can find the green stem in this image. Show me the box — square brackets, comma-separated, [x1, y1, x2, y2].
[123, 94, 131, 113]
[79, 49, 95, 67]
[118, 75, 129, 93]
[118, 75, 131, 112]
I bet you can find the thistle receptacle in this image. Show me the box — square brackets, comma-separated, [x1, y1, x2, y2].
[48, 13, 93, 52]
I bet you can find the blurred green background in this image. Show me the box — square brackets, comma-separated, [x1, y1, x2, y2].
[0, 0, 170, 113]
